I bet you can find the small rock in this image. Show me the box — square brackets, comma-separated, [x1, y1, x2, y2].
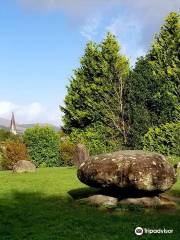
[13, 160, 36, 173]
[120, 196, 161, 207]
[79, 194, 118, 206]
[120, 196, 176, 208]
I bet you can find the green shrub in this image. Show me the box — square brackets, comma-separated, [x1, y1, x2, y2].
[0, 140, 29, 170]
[0, 129, 11, 141]
[39, 162, 48, 168]
[70, 123, 121, 155]
[143, 122, 180, 156]
[59, 137, 76, 166]
[167, 155, 180, 166]
[0, 129, 23, 142]
[0, 152, 3, 170]
[8, 133, 24, 143]
[23, 125, 59, 167]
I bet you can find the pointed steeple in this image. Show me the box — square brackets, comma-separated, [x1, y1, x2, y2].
[10, 112, 17, 135]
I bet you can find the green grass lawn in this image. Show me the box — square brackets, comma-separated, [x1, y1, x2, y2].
[0, 167, 180, 240]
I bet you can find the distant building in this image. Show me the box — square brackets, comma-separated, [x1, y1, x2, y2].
[10, 112, 17, 135]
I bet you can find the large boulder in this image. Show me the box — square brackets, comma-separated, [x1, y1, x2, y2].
[13, 160, 36, 173]
[77, 150, 176, 195]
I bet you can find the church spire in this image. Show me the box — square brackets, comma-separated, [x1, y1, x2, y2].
[10, 112, 17, 135]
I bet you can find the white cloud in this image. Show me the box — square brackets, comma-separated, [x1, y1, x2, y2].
[0, 101, 60, 126]
[120, 0, 180, 49]
[80, 16, 102, 40]
[106, 15, 145, 66]
[78, 0, 179, 64]
[105, 0, 179, 65]
[0, 101, 18, 115]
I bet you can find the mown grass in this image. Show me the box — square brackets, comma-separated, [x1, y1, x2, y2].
[0, 167, 180, 240]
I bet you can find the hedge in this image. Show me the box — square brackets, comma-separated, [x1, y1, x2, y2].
[143, 122, 180, 156]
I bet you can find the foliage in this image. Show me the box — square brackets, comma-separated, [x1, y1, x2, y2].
[125, 12, 180, 148]
[0, 153, 3, 170]
[99, 34, 130, 144]
[124, 57, 156, 148]
[8, 133, 24, 142]
[61, 12, 179, 151]
[61, 33, 129, 151]
[0, 129, 11, 141]
[61, 41, 102, 131]
[143, 122, 180, 156]
[38, 162, 48, 168]
[62, 33, 129, 133]
[0, 129, 23, 142]
[59, 136, 76, 166]
[167, 155, 180, 166]
[148, 12, 180, 123]
[0, 140, 29, 170]
[70, 123, 122, 155]
[23, 125, 60, 167]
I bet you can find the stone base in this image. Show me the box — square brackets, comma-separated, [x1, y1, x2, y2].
[78, 194, 176, 209]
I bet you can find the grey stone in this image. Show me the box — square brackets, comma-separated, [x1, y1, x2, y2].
[79, 194, 118, 206]
[120, 195, 176, 208]
[120, 196, 161, 207]
[13, 160, 36, 173]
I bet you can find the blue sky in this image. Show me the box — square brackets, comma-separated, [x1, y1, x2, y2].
[0, 0, 179, 126]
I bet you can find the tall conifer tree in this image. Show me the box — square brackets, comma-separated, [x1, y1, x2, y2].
[126, 12, 180, 148]
[149, 12, 180, 123]
[61, 33, 129, 145]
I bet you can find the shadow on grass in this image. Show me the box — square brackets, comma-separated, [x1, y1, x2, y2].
[0, 190, 180, 240]
[0, 190, 127, 240]
[68, 187, 101, 199]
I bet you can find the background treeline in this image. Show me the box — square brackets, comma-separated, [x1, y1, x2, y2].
[61, 12, 180, 156]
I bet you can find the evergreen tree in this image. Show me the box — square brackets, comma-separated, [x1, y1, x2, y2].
[99, 33, 129, 143]
[61, 33, 129, 146]
[148, 12, 180, 123]
[125, 57, 157, 148]
[126, 12, 180, 148]
[61, 41, 103, 131]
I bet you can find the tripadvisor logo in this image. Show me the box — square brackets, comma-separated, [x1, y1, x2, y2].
[135, 227, 173, 235]
[135, 227, 143, 235]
